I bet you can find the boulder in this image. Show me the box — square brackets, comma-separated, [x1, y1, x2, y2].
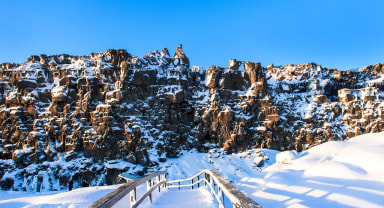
[338, 89, 353, 103]
[52, 86, 67, 102]
[313, 95, 328, 104]
[126, 154, 137, 164]
[253, 156, 264, 167]
[219, 70, 244, 90]
[266, 114, 279, 122]
[17, 80, 37, 88]
[218, 108, 232, 126]
[244, 62, 262, 84]
[205, 66, 221, 88]
[227, 59, 242, 70]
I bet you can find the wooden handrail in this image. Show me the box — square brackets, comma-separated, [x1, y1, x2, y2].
[167, 170, 204, 183]
[167, 178, 205, 189]
[90, 169, 261, 208]
[131, 181, 166, 208]
[88, 171, 166, 208]
[167, 169, 262, 208]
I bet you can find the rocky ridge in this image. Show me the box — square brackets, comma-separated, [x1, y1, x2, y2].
[0, 45, 384, 191]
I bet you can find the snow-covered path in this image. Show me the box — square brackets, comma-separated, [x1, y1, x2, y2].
[0, 182, 219, 208]
[112, 184, 217, 208]
[111, 182, 218, 208]
[140, 188, 218, 208]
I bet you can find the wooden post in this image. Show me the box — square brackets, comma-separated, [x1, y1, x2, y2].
[130, 187, 136, 208]
[157, 175, 161, 192]
[209, 175, 214, 194]
[178, 181, 180, 190]
[146, 179, 152, 203]
[164, 174, 167, 188]
[191, 178, 194, 190]
[204, 173, 207, 186]
[222, 191, 225, 206]
[218, 186, 223, 205]
[197, 175, 200, 188]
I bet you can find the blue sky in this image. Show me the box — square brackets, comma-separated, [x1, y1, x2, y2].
[0, 0, 383, 70]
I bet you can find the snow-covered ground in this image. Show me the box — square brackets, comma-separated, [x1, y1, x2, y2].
[241, 132, 384, 208]
[1, 132, 383, 208]
[139, 188, 217, 208]
[0, 185, 119, 208]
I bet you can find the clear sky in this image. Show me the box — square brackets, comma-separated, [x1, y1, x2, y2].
[0, 0, 383, 70]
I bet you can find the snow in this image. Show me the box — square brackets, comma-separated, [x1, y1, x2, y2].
[140, 188, 217, 208]
[253, 157, 264, 167]
[368, 76, 384, 83]
[0, 185, 119, 208]
[194, 89, 210, 104]
[51, 86, 66, 97]
[1, 132, 384, 207]
[276, 151, 297, 164]
[158, 132, 384, 207]
[282, 84, 290, 91]
[158, 148, 279, 182]
[241, 132, 384, 208]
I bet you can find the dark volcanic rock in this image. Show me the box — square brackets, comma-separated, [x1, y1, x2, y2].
[0, 45, 384, 191]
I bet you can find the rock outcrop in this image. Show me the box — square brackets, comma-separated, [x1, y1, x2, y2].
[0, 45, 384, 191]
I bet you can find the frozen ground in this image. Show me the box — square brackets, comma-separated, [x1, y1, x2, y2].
[139, 188, 217, 208]
[0, 132, 383, 208]
[239, 132, 384, 208]
[0, 185, 119, 208]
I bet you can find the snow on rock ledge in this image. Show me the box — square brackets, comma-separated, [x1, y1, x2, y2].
[275, 151, 297, 164]
[0, 46, 384, 191]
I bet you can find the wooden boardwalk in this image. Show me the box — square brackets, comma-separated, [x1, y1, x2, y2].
[89, 169, 262, 208]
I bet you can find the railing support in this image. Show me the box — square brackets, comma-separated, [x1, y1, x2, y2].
[130, 187, 136, 208]
[166, 169, 262, 208]
[89, 171, 167, 208]
[191, 178, 194, 190]
[146, 179, 152, 203]
[210, 175, 214, 194]
[218, 187, 223, 205]
[90, 169, 261, 208]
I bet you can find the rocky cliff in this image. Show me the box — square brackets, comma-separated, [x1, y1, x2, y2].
[1, 45, 384, 191]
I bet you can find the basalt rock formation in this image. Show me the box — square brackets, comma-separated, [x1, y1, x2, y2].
[1, 45, 384, 191]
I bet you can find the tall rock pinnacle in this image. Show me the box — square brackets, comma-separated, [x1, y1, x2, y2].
[173, 44, 190, 68]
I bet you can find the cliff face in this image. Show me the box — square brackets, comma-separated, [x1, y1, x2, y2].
[1, 45, 384, 191]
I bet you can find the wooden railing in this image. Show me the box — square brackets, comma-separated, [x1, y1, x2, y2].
[88, 171, 167, 208]
[89, 169, 262, 208]
[167, 169, 262, 208]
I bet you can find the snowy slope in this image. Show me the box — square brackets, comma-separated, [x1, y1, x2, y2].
[0, 185, 119, 208]
[1, 132, 384, 208]
[155, 132, 384, 207]
[239, 132, 384, 208]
